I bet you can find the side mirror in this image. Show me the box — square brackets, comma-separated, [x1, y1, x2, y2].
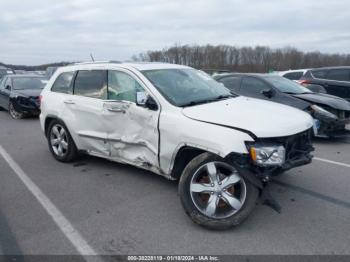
[261, 88, 274, 98]
[306, 84, 327, 94]
[136, 91, 147, 106]
[136, 92, 158, 111]
[5, 85, 11, 90]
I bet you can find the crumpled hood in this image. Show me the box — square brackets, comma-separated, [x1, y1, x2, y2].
[292, 93, 350, 111]
[182, 96, 313, 138]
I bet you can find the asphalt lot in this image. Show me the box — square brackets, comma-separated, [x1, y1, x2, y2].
[0, 111, 349, 256]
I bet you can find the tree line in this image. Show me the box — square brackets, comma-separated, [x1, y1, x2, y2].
[132, 44, 350, 72]
[0, 62, 69, 71]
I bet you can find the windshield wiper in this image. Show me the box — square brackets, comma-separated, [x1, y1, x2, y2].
[181, 94, 234, 107]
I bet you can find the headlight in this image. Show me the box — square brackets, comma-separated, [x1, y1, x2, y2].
[249, 144, 285, 166]
[311, 105, 337, 120]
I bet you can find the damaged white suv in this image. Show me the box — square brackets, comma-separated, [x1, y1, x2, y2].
[40, 62, 314, 229]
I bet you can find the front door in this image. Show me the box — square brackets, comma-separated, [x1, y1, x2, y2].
[102, 69, 160, 170]
[0, 77, 11, 109]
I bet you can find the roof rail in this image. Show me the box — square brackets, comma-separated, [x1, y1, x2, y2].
[73, 60, 122, 65]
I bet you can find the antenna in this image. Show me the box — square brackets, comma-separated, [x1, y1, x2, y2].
[90, 53, 95, 62]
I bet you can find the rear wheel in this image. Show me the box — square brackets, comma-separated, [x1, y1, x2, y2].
[47, 120, 78, 162]
[179, 152, 259, 230]
[9, 102, 24, 119]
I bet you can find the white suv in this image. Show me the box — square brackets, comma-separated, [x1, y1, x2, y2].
[40, 62, 314, 229]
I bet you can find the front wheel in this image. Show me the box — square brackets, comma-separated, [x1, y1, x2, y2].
[9, 102, 24, 119]
[178, 153, 259, 230]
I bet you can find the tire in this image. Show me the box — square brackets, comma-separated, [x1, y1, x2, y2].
[178, 152, 259, 230]
[47, 120, 78, 162]
[9, 102, 24, 119]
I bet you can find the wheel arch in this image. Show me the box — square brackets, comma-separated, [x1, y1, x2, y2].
[170, 145, 217, 180]
[44, 115, 70, 138]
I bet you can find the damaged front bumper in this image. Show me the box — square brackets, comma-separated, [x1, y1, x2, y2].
[226, 128, 314, 213]
[316, 117, 350, 138]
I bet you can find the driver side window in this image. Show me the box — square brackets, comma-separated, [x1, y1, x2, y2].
[108, 71, 144, 102]
[241, 77, 270, 97]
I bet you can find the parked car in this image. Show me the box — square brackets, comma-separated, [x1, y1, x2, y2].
[0, 75, 45, 119]
[276, 69, 310, 81]
[40, 62, 314, 229]
[299, 66, 350, 101]
[214, 73, 350, 138]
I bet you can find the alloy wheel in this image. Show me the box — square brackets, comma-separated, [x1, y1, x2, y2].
[190, 161, 247, 219]
[50, 124, 69, 157]
[9, 103, 23, 119]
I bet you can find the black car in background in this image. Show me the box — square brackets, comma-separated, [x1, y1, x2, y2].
[214, 73, 350, 138]
[299, 66, 350, 101]
[0, 75, 45, 119]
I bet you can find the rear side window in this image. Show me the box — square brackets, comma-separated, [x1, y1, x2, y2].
[74, 70, 107, 99]
[51, 72, 75, 94]
[219, 76, 241, 92]
[283, 72, 303, 80]
[311, 69, 327, 79]
[326, 69, 350, 81]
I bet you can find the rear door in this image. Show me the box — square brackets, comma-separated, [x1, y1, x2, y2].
[324, 69, 350, 100]
[101, 69, 160, 170]
[65, 70, 110, 156]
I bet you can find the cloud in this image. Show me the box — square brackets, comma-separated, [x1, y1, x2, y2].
[0, 0, 349, 65]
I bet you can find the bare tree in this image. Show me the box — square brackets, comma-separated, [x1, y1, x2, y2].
[133, 44, 350, 72]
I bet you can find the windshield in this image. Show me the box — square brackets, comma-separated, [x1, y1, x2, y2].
[262, 75, 312, 94]
[142, 69, 232, 106]
[13, 77, 46, 90]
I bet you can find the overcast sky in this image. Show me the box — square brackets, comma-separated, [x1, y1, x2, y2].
[0, 0, 349, 65]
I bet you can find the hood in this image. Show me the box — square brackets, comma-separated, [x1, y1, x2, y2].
[274, 92, 310, 110]
[292, 93, 350, 111]
[182, 96, 313, 138]
[13, 89, 42, 97]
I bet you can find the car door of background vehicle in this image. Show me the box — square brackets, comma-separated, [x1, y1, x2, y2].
[324, 69, 350, 100]
[66, 70, 110, 156]
[102, 69, 160, 170]
[0, 77, 11, 109]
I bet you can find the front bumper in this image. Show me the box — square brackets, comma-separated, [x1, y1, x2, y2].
[317, 117, 350, 138]
[228, 129, 314, 181]
[13, 97, 40, 115]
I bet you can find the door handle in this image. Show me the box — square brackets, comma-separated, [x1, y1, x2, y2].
[106, 107, 125, 113]
[64, 100, 75, 105]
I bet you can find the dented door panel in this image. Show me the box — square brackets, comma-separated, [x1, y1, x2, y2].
[102, 100, 160, 172]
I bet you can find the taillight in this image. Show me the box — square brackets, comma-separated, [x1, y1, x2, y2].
[297, 80, 310, 87]
[39, 95, 42, 108]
